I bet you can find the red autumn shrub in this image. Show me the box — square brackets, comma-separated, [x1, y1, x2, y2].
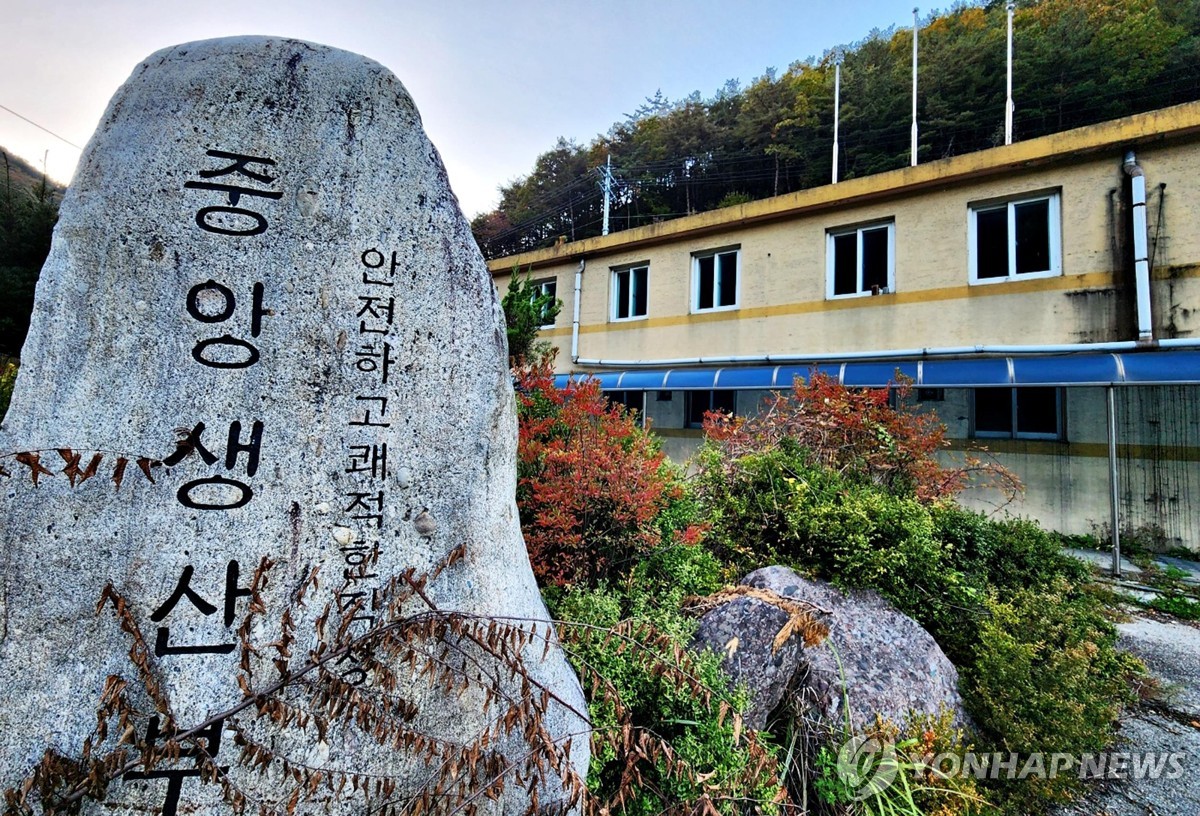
[704, 372, 1018, 504]
[515, 356, 694, 587]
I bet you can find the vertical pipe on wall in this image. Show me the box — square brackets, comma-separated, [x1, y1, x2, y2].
[1123, 152, 1154, 341]
[571, 259, 584, 363]
[1108, 385, 1122, 578]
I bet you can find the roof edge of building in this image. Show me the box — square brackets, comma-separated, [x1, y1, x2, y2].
[487, 101, 1200, 274]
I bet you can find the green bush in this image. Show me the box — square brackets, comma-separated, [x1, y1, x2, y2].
[0, 359, 15, 422]
[933, 506, 1091, 592]
[625, 542, 723, 615]
[695, 443, 982, 657]
[548, 544, 782, 815]
[964, 582, 1142, 810]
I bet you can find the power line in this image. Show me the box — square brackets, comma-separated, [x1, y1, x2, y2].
[0, 104, 84, 150]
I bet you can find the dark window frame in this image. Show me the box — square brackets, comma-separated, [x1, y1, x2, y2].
[692, 248, 740, 312]
[827, 220, 895, 298]
[685, 390, 736, 428]
[604, 390, 646, 418]
[971, 387, 1064, 440]
[612, 264, 649, 321]
[969, 192, 1061, 284]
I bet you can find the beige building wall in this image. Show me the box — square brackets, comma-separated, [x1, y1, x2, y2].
[938, 386, 1200, 548]
[495, 105, 1200, 367]
[491, 104, 1200, 547]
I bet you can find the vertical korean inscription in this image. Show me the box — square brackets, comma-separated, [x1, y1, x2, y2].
[329, 248, 403, 685]
[125, 148, 282, 814]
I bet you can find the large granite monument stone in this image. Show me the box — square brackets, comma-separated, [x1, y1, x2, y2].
[0, 36, 588, 815]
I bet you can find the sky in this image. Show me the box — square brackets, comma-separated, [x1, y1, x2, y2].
[1, 0, 924, 219]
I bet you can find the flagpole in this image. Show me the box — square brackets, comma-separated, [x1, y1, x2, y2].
[1005, 1, 1015, 145]
[911, 7, 919, 166]
[832, 52, 842, 184]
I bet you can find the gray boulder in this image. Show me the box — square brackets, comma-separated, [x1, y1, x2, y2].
[691, 594, 804, 730]
[693, 566, 964, 734]
[745, 566, 965, 733]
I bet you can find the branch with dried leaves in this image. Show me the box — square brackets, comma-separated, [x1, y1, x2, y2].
[2, 544, 596, 816]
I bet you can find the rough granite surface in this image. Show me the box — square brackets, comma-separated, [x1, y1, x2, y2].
[0, 36, 587, 815]
[691, 595, 802, 729]
[742, 566, 965, 733]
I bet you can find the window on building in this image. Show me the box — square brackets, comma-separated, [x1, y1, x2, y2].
[972, 387, 1063, 439]
[604, 390, 645, 416]
[612, 264, 649, 320]
[686, 390, 736, 427]
[916, 388, 945, 402]
[969, 192, 1061, 283]
[827, 221, 894, 297]
[693, 248, 739, 312]
[532, 278, 558, 328]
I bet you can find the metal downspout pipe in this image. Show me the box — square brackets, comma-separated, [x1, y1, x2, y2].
[1107, 151, 1154, 575]
[570, 259, 584, 363]
[572, 338, 1200, 369]
[1124, 151, 1154, 342]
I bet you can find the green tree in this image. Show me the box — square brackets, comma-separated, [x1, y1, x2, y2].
[1016, 0, 1186, 132]
[737, 68, 815, 195]
[0, 154, 59, 356]
[500, 269, 561, 364]
[471, 0, 1200, 256]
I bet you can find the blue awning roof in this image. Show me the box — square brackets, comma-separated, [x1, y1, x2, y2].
[553, 350, 1200, 391]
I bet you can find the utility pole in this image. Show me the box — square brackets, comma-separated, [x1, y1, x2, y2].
[601, 154, 612, 236]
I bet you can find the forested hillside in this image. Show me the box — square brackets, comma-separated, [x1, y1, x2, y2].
[1, 150, 62, 357]
[2, 149, 65, 195]
[473, 0, 1200, 259]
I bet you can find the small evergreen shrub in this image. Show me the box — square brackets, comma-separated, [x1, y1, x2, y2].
[933, 507, 1090, 592]
[964, 582, 1143, 810]
[500, 268, 561, 364]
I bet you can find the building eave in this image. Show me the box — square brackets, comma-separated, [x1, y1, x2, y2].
[487, 101, 1200, 274]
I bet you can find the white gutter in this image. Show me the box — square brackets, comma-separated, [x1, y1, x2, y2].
[573, 338, 1200, 369]
[1123, 151, 1154, 341]
[570, 258, 585, 363]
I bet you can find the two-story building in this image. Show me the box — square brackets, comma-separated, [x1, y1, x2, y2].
[490, 103, 1200, 550]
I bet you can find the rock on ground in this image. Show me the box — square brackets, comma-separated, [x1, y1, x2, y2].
[691, 594, 803, 729]
[692, 566, 965, 734]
